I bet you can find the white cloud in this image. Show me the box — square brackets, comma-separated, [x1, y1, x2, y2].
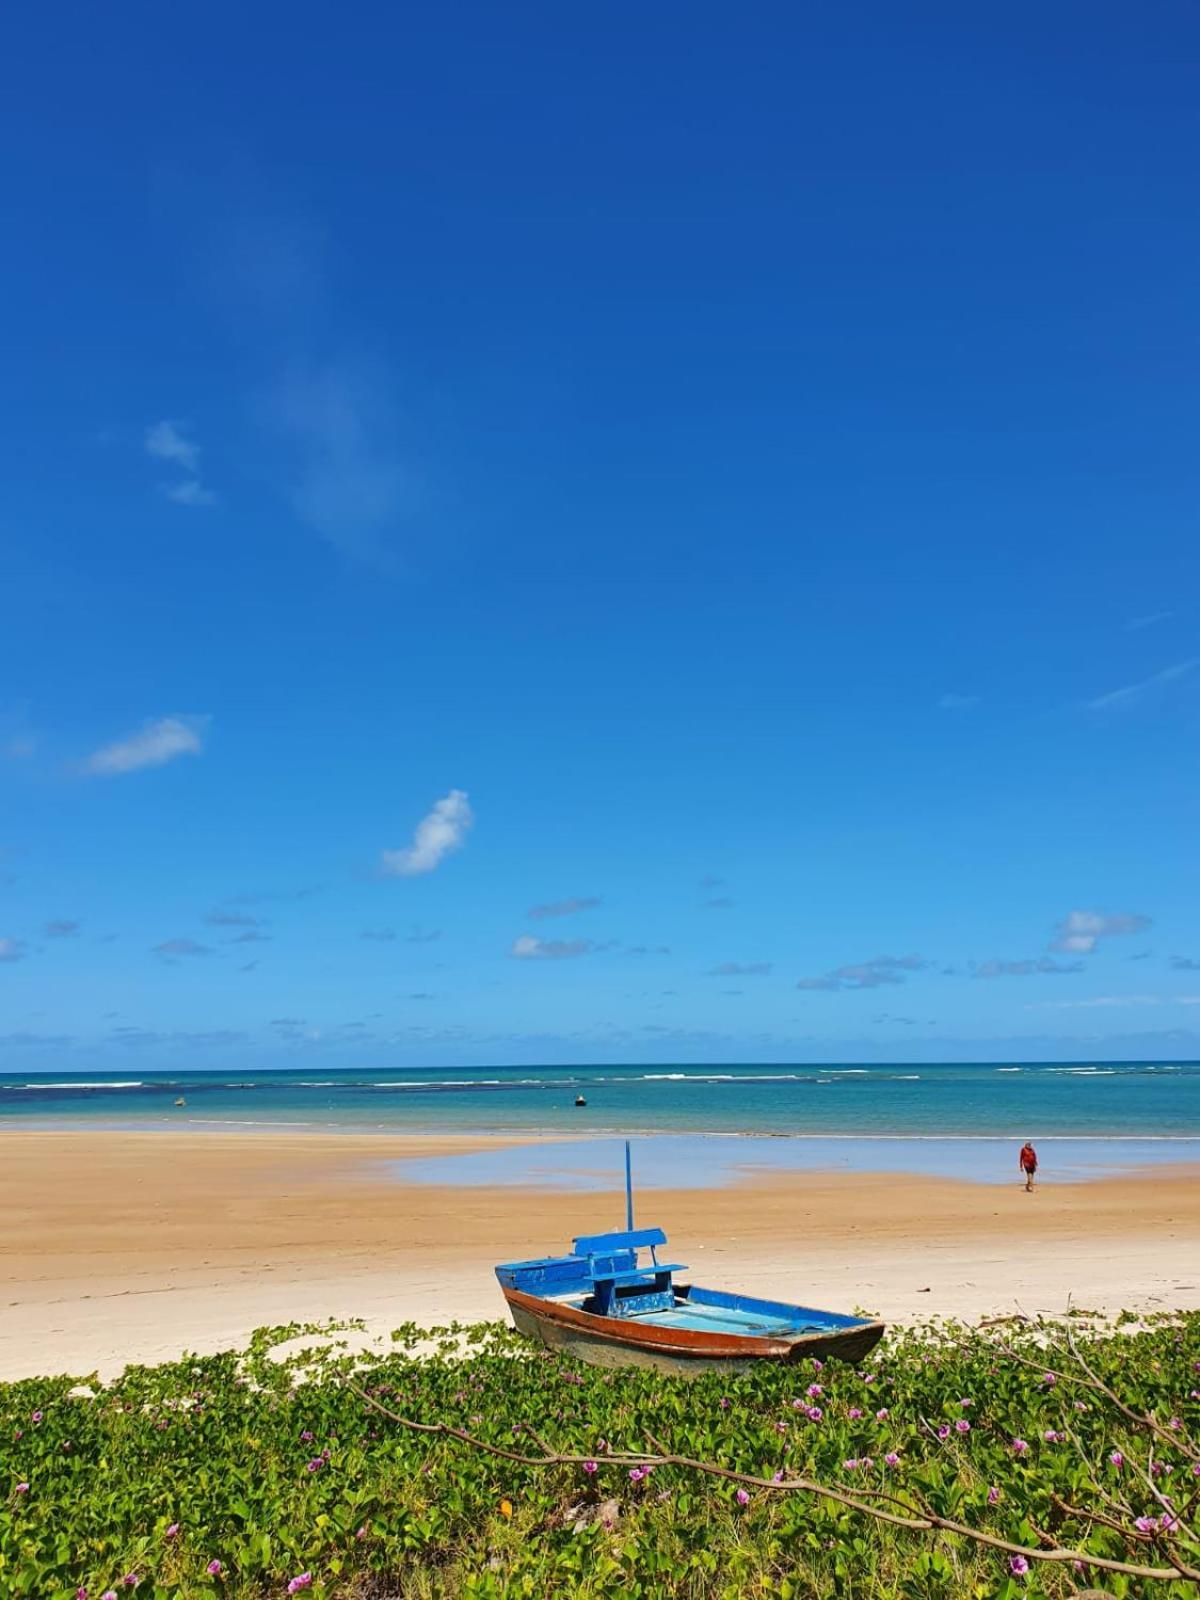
[85, 716, 208, 777]
[510, 935, 596, 960]
[1086, 659, 1197, 711]
[145, 420, 200, 472]
[0, 938, 27, 963]
[937, 693, 980, 710]
[1051, 910, 1151, 955]
[381, 789, 472, 877]
[706, 961, 773, 977]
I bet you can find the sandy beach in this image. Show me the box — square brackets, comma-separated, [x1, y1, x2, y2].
[3, 1128, 1199, 1382]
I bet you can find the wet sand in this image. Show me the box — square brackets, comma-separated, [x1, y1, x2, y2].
[3, 1129, 1198, 1380]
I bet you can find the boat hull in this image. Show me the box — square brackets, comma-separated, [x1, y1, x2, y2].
[502, 1286, 885, 1374]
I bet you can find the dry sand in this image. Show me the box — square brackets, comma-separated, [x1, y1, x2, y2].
[2, 1129, 1198, 1381]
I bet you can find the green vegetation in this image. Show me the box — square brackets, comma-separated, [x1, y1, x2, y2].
[2, 1314, 1198, 1598]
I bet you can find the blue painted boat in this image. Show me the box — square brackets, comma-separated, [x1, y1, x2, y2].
[494, 1146, 883, 1373]
[495, 1227, 884, 1373]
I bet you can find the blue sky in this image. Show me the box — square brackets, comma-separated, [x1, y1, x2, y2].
[2, 2, 1198, 1068]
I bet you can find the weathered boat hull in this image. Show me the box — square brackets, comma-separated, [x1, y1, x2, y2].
[501, 1285, 885, 1374]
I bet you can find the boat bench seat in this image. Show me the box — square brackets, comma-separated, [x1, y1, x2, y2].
[593, 1264, 686, 1287]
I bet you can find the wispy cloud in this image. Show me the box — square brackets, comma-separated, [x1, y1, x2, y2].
[229, 930, 270, 944]
[797, 954, 928, 991]
[528, 896, 602, 920]
[1051, 910, 1151, 954]
[381, 789, 472, 878]
[152, 938, 212, 960]
[204, 910, 259, 928]
[1123, 611, 1175, 632]
[703, 897, 735, 910]
[265, 365, 416, 568]
[706, 961, 772, 977]
[1171, 956, 1200, 972]
[1086, 659, 1197, 712]
[937, 693, 980, 710]
[43, 919, 79, 938]
[972, 956, 1083, 979]
[698, 874, 725, 890]
[361, 928, 396, 942]
[510, 935, 598, 960]
[0, 938, 27, 963]
[145, 420, 216, 508]
[1033, 994, 1200, 1009]
[405, 926, 442, 943]
[85, 715, 208, 777]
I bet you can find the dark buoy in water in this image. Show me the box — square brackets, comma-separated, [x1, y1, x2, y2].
[574, 1094, 587, 1107]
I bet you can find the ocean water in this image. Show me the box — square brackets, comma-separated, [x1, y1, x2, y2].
[1, 1060, 1198, 1139]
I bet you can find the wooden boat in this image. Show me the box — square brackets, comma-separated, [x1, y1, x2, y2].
[494, 1146, 884, 1374]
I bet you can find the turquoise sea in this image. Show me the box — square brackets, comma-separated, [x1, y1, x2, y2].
[2, 1060, 1198, 1136]
[5, 1062, 1198, 1185]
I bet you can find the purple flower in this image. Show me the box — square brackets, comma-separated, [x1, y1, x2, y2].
[1012, 1438, 1029, 1455]
[300, 1430, 314, 1443]
[1043, 1371, 1057, 1387]
[810, 1358, 824, 1372]
[863, 1371, 876, 1384]
[1135, 1516, 1157, 1533]
[1193, 1463, 1200, 1478]
[875, 1407, 889, 1421]
[735, 1488, 750, 1506]
[843, 1457, 859, 1470]
[14, 1482, 29, 1494]
[1073, 1400, 1088, 1412]
[719, 1396, 730, 1411]
[806, 1383, 823, 1398]
[122, 1578, 138, 1590]
[848, 1407, 863, 1419]
[287, 1578, 312, 1596]
[1169, 1416, 1182, 1431]
[806, 1406, 823, 1422]
[1110, 1450, 1124, 1467]
[772, 1469, 785, 1483]
[774, 1421, 787, 1435]
[305, 1457, 324, 1473]
[959, 1397, 973, 1408]
[629, 1467, 645, 1483]
[77, 1590, 88, 1599]
[206, 1560, 222, 1576]
[583, 1459, 598, 1474]
[956, 1420, 970, 1434]
[355, 1525, 368, 1541]
[1043, 1429, 1061, 1443]
[1009, 1555, 1030, 1576]
[884, 1452, 900, 1468]
[102, 1593, 118, 1600]
[860, 1456, 874, 1469]
[937, 1425, 950, 1441]
[31, 1411, 43, 1424]
[164, 1524, 180, 1540]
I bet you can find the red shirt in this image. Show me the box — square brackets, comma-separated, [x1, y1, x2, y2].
[1019, 1144, 1037, 1171]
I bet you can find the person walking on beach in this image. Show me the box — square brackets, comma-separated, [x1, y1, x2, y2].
[1019, 1140, 1038, 1192]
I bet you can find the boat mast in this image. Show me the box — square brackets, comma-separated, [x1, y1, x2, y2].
[624, 1139, 634, 1230]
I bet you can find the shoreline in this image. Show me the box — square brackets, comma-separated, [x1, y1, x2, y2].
[3, 1127, 1199, 1382]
